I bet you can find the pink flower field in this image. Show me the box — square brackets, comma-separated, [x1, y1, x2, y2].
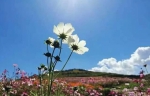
[0, 65, 150, 96]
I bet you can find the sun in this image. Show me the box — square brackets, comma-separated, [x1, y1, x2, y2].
[66, 0, 79, 9]
[57, 0, 81, 10]
[54, 0, 95, 16]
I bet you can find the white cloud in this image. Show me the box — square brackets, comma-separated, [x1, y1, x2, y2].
[89, 47, 150, 75]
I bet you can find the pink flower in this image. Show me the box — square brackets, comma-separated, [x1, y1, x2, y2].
[133, 87, 138, 91]
[90, 92, 95, 95]
[140, 83, 144, 87]
[2, 93, 7, 96]
[81, 79, 85, 83]
[128, 92, 135, 96]
[21, 92, 28, 96]
[109, 91, 116, 95]
[140, 73, 144, 78]
[147, 88, 150, 94]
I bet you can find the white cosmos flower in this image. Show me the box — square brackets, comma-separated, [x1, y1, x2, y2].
[53, 22, 75, 43]
[67, 34, 89, 54]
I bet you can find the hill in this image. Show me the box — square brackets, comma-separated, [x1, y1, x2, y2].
[53, 68, 140, 79]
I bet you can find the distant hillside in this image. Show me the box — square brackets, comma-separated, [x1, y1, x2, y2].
[53, 68, 140, 79]
[32, 68, 150, 80]
[145, 74, 150, 79]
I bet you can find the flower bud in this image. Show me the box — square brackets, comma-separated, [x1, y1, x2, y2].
[44, 52, 51, 57]
[52, 40, 60, 48]
[44, 67, 47, 71]
[45, 37, 55, 45]
[45, 40, 51, 45]
[40, 64, 45, 68]
[144, 64, 147, 67]
[54, 56, 61, 61]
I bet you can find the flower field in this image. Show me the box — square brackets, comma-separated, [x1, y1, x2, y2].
[0, 66, 150, 96]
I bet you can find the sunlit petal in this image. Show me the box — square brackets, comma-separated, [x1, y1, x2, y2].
[53, 26, 59, 35]
[62, 39, 68, 44]
[72, 34, 79, 43]
[57, 22, 64, 33]
[78, 40, 86, 47]
[64, 23, 73, 32]
[50, 45, 54, 48]
[81, 47, 89, 52]
[75, 50, 84, 55]
[48, 37, 55, 42]
[65, 28, 74, 35]
[64, 23, 75, 35]
[48, 37, 55, 48]
[67, 36, 76, 44]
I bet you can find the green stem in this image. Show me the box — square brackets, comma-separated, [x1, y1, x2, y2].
[40, 77, 42, 95]
[48, 48, 55, 96]
[47, 57, 49, 71]
[49, 60, 57, 96]
[51, 60, 57, 76]
[53, 50, 73, 79]
[59, 39, 62, 56]
[50, 39, 62, 83]
[13, 67, 16, 80]
[46, 44, 49, 96]
[52, 60, 57, 72]
[145, 68, 149, 74]
[47, 44, 49, 69]
[38, 70, 42, 95]
[47, 44, 49, 52]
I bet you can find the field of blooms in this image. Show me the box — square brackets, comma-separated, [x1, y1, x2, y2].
[0, 64, 150, 96]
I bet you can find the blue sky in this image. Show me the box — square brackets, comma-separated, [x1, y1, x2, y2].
[0, 0, 150, 75]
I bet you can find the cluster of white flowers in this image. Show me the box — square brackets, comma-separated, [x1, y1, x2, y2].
[48, 22, 89, 55]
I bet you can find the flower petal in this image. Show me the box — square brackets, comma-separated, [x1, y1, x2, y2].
[50, 45, 54, 48]
[64, 23, 72, 32]
[48, 37, 55, 48]
[74, 50, 84, 55]
[78, 40, 86, 47]
[57, 22, 64, 34]
[64, 23, 75, 35]
[75, 47, 89, 55]
[72, 34, 79, 43]
[48, 37, 55, 43]
[53, 26, 59, 35]
[66, 35, 76, 44]
[65, 28, 74, 36]
[80, 47, 89, 52]
[62, 39, 68, 44]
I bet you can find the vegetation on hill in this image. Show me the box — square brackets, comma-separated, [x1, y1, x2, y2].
[42, 68, 140, 79]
